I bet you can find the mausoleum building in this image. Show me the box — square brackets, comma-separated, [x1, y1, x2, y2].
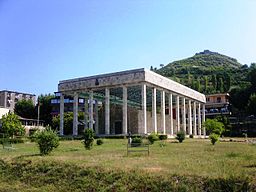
[58, 68, 206, 137]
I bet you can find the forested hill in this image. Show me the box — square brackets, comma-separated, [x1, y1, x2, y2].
[154, 50, 251, 94]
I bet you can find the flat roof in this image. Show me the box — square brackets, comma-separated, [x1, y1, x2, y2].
[58, 68, 205, 103]
[0, 90, 36, 96]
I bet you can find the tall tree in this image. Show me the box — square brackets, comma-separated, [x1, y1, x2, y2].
[211, 74, 217, 92]
[248, 68, 256, 89]
[187, 72, 193, 87]
[14, 99, 36, 119]
[38, 94, 55, 126]
[216, 76, 224, 93]
[204, 76, 208, 93]
[219, 78, 224, 93]
[248, 94, 256, 116]
[225, 74, 231, 92]
[52, 112, 84, 135]
[194, 77, 201, 92]
[229, 87, 250, 111]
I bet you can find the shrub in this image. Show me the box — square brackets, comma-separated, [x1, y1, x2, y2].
[29, 128, 38, 142]
[1, 113, 25, 137]
[189, 134, 194, 138]
[148, 132, 159, 144]
[159, 134, 168, 140]
[209, 133, 219, 145]
[29, 128, 37, 136]
[176, 131, 185, 143]
[83, 128, 95, 150]
[131, 137, 142, 144]
[35, 127, 59, 155]
[131, 135, 142, 139]
[204, 119, 224, 135]
[96, 139, 103, 145]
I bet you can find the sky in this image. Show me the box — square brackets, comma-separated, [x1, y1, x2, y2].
[0, 0, 256, 96]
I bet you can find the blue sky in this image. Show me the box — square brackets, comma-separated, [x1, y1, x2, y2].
[0, 0, 256, 95]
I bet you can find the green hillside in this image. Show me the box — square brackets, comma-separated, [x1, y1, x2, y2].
[155, 50, 250, 94]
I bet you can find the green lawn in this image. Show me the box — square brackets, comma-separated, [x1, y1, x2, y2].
[0, 138, 256, 191]
[1, 138, 256, 179]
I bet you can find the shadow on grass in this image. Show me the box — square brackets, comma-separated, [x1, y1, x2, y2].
[244, 164, 256, 168]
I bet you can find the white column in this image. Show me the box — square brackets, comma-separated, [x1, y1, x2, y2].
[105, 88, 110, 135]
[84, 97, 88, 129]
[60, 93, 64, 136]
[152, 87, 157, 133]
[142, 84, 147, 134]
[176, 96, 180, 132]
[161, 90, 166, 134]
[182, 97, 186, 133]
[202, 104, 206, 137]
[188, 100, 192, 135]
[89, 91, 94, 130]
[198, 103, 201, 137]
[193, 102, 197, 136]
[169, 93, 174, 135]
[122, 86, 128, 135]
[95, 100, 99, 135]
[73, 92, 78, 136]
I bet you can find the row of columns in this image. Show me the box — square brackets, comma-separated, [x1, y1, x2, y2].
[142, 86, 205, 137]
[59, 84, 206, 137]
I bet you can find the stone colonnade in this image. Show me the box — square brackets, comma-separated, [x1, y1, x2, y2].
[59, 84, 206, 137]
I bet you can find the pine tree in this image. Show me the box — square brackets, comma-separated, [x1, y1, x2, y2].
[211, 74, 217, 92]
[225, 74, 231, 92]
[204, 76, 208, 93]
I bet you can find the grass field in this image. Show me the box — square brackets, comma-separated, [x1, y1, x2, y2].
[0, 138, 256, 191]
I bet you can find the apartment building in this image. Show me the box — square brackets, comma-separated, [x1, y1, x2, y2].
[205, 93, 230, 117]
[0, 90, 36, 112]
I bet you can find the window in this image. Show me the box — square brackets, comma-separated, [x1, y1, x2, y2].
[217, 97, 221, 103]
[206, 97, 210, 102]
[51, 99, 60, 104]
[51, 99, 56, 104]
[55, 92, 61, 97]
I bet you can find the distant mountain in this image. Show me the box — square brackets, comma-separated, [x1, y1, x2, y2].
[154, 50, 250, 94]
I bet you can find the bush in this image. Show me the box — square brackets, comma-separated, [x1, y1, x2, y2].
[131, 135, 142, 139]
[1, 113, 25, 137]
[148, 132, 159, 144]
[83, 128, 95, 150]
[96, 139, 103, 145]
[159, 134, 168, 140]
[131, 137, 142, 144]
[176, 131, 185, 143]
[29, 128, 38, 142]
[204, 119, 224, 135]
[189, 134, 194, 138]
[35, 127, 59, 155]
[29, 128, 37, 136]
[209, 133, 219, 145]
